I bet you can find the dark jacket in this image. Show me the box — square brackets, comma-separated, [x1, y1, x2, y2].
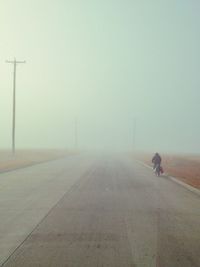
[152, 153, 161, 165]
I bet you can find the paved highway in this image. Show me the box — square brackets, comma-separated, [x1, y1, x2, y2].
[0, 153, 199, 267]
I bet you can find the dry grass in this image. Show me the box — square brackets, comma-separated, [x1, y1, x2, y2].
[135, 152, 200, 189]
[0, 149, 73, 173]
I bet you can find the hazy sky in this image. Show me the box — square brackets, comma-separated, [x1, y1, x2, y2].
[0, 0, 200, 152]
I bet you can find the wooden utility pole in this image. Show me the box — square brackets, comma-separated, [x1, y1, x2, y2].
[6, 58, 26, 154]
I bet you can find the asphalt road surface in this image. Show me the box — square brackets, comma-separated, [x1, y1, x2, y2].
[0, 153, 199, 267]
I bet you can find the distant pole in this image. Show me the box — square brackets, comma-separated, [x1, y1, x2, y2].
[75, 117, 78, 150]
[6, 58, 26, 154]
[133, 118, 136, 151]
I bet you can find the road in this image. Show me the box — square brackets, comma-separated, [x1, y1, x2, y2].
[0, 153, 199, 267]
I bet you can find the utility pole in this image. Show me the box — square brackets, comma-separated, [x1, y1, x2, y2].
[74, 117, 78, 151]
[6, 58, 26, 154]
[132, 118, 136, 152]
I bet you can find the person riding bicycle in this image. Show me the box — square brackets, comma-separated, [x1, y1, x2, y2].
[152, 153, 162, 172]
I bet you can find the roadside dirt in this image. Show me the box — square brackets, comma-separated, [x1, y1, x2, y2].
[0, 150, 73, 173]
[135, 153, 200, 189]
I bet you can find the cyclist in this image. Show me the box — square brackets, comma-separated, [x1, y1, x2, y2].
[152, 153, 162, 175]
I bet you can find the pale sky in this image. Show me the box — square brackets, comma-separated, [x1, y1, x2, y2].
[0, 0, 200, 152]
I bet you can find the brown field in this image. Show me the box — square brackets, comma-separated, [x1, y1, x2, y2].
[135, 152, 200, 190]
[0, 149, 73, 173]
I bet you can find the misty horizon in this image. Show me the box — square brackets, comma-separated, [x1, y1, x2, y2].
[1, 1, 200, 154]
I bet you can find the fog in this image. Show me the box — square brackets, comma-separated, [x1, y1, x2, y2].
[0, 1, 200, 153]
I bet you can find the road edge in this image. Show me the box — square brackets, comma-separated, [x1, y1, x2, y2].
[0, 153, 78, 176]
[136, 160, 200, 197]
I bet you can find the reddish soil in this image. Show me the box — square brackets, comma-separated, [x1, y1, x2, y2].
[135, 153, 200, 190]
[0, 150, 72, 173]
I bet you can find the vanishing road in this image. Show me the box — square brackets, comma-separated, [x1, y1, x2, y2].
[0, 153, 199, 267]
